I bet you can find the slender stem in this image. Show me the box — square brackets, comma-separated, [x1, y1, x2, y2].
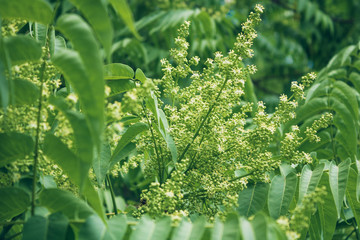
[106, 174, 118, 215]
[143, 106, 163, 183]
[345, 229, 356, 240]
[31, 57, 47, 216]
[177, 77, 230, 163]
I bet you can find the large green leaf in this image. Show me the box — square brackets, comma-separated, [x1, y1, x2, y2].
[68, 0, 113, 59]
[0, 187, 30, 221]
[329, 159, 350, 217]
[40, 189, 95, 220]
[346, 168, 360, 227]
[43, 134, 105, 221]
[212, 214, 239, 240]
[318, 172, 338, 239]
[8, 79, 39, 106]
[239, 218, 256, 240]
[43, 133, 89, 190]
[106, 214, 127, 240]
[54, 14, 104, 154]
[129, 215, 171, 240]
[237, 182, 269, 217]
[0, 132, 34, 167]
[0, 0, 53, 24]
[49, 96, 93, 163]
[22, 213, 69, 240]
[78, 215, 107, 240]
[4, 35, 42, 65]
[268, 172, 297, 219]
[298, 164, 324, 204]
[109, 0, 141, 39]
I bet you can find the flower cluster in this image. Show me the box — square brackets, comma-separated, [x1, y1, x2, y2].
[133, 4, 328, 218]
[305, 112, 333, 143]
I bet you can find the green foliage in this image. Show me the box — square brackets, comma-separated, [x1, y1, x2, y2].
[0, 0, 360, 239]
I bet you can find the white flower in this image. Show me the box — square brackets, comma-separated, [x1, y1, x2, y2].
[165, 191, 174, 198]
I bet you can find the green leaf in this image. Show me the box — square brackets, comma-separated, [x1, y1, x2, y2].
[268, 172, 297, 219]
[129, 215, 171, 240]
[110, 122, 148, 165]
[239, 218, 256, 240]
[93, 142, 111, 186]
[0, 39, 10, 110]
[68, 0, 113, 59]
[0, 187, 30, 221]
[9, 79, 39, 106]
[78, 215, 107, 240]
[346, 168, 360, 227]
[104, 63, 134, 80]
[237, 182, 269, 217]
[4, 35, 42, 65]
[318, 172, 338, 239]
[107, 214, 127, 240]
[43, 134, 89, 190]
[171, 219, 192, 240]
[22, 213, 69, 240]
[22, 215, 48, 240]
[329, 159, 350, 217]
[109, 0, 141, 40]
[135, 68, 147, 83]
[106, 79, 135, 97]
[49, 96, 93, 163]
[34, 23, 48, 46]
[0, 0, 53, 24]
[298, 164, 324, 204]
[55, 14, 104, 153]
[43, 134, 105, 221]
[40, 189, 95, 220]
[0, 132, 34, 167]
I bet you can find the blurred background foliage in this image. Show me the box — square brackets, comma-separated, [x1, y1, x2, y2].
[109, 0, 360, 110]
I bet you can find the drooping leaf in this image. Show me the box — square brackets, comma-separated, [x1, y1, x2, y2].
[0, 187, 30, 221]
[43, 133, 89, 190]
[4, 35, 42, 65]
[237, 182, 269, 217]
[109, 0, 141, 40]
[329, 159, 350, 217]
[268, 172, 297, 219]
[0, 0, 53, 24]
[215, 214, 239, 240]
[298, 164, 324, 204]
[0, 132, 34, 167]
[55, 14, 104, 154]
[68, 0, 113, 59]
[317, 172, 338, 239]
[49, 96, 93, 163]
